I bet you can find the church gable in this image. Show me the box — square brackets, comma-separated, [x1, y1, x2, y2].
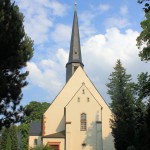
[65, 82, 102, 112]
[42, 67, 112, 140]
[65, 82, 103, 128]
[65, 82, 103, 129]
[66, 66, 110, 111]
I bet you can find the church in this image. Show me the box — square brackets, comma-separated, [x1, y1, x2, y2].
[28, 2, 115, 150]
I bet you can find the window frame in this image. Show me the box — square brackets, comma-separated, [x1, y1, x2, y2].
[80, 113, 87, 131]
[34, 138, 38, 145]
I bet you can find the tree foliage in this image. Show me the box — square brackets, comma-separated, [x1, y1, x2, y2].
[107, 60, 150, 149]
[22, 101, 50, 124]
[135, 72, 150, 99]
[1, 126, 18, 150]
[1, 127, 8, 150]
[19, 123, 29, 150]
[30, 145, 53, 150]
[138, 0, 150, 13]
[0, 0, 34, 129]
[133, 72, 150, 149]
[107, 60, 135, 150]
[137, 12, 150, 61]
[132, 73, 148, 149]
[144, 98, 150, 149]
[10, 126, 18, 150]
[137, 1, 150, 148]
[19, 101, 50, 150]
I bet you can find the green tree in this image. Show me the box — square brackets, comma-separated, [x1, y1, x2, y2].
[138, 0, 150, 13]
[22, 101, 50, 123]
[136, 2, 150, 149]
[1, 126, 18, 150]
[19, 123, 29, 150]
[10, 126, 18, 150]
[134, 73, 150, 150]
[20, 101, 50, 150]
[137, 12, 150, 61]
[0, 0, 34, 129]
[1, 128, 8, 150]
[5, 133, 11, 150]
[133, 99, 146, 149]
[144, 98, 150, 149]
[135, 72, 150, 99]
[107, 60, 135, 150]
[30, 145, 53, 150]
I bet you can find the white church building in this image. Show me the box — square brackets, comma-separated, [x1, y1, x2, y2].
[28, 2, 115, 150]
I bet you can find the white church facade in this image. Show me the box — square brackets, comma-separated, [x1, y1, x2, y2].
[28, 2, 115, 150]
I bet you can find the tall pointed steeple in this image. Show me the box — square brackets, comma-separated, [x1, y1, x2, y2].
[66, 1, 84, 82]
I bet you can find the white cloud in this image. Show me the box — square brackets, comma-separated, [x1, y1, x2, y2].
[27, 62, 62, 92]
[27, 48, 68, 94]
[105, 17, 130, 29]
[51, 24, 71, 43]
[120, 5, 128, 15]
[99, 4, 110, 12]
[82, 28, 139, 68]
[48, 0, 68, 16]
[56, 48, 68, 65]
[79, 11, 96, 38]
[81, 28, 150, 101]
[15, 0, 68, 45]
[26, 27, 150, 103]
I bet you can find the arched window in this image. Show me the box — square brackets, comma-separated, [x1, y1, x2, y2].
[34, 139, 38, 145]
[81, 113, 87, 131]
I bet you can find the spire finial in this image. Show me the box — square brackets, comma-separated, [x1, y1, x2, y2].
[74, 0, 77, 11]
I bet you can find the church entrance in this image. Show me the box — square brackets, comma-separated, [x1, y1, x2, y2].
[47, 142, 60, 150]
[50, 145, 59, 150]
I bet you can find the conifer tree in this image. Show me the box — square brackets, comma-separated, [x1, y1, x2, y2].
[1, 126, 18, 150]
[107, 60, 135, 150]
[0, 0, 34, 129]
[1, 128, 8, 150]
[145, 98, 150, 149]
[10, 126, 18, 150]
[6, 133, 11, 150]
[19, 123, 29, 150]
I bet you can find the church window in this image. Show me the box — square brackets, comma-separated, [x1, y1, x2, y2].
[82, 143, 86, 147]
[81, 113, 87, 131]
[82, 89, 85, 94]
[78, 97, 80, 102]
[75, 51, 77, 54]
[87, 97, 90, 102]
[34, 139, 38, 145]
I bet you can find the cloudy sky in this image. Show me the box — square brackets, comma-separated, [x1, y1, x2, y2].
[14, 0, 150, 105]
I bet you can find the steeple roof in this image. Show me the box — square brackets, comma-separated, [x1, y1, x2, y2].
[66, 2, 84, 82]
[66, 3, 84, 66]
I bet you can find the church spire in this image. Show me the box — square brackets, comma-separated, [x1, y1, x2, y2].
[74, 0, 77, 11]
[66, 0, 84, 82]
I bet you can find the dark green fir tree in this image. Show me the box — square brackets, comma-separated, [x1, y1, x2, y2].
[5, 133, 11, 150]
[10, 126, 18, 150]
[0, 0, 34, 129]
[145, 98, 150, 149]
[1, 126, 18, 150]
[107, 60, 135, 150]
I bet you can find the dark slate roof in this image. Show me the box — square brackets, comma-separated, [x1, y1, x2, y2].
[66, 7, 84, 67]
[29, 121, 42, 136]
[43, 130, 65, 138]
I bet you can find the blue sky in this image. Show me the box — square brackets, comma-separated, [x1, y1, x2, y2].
[14, 0, 150, 106]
